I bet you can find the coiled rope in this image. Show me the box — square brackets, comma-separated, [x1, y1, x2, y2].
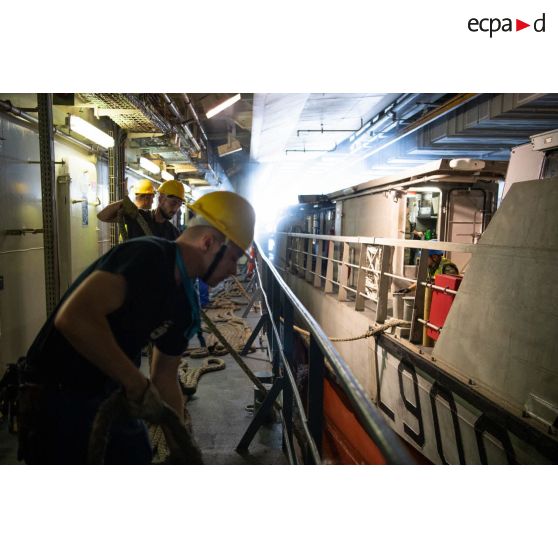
[178, 357, 226, 396]
[88, 389, 203, 465]
[150, 357, 227, 463]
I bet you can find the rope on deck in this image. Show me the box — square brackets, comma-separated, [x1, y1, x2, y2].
[149, 357, 226, 463]
[88, 389, 203, 465]
[149, 278, 261, 463]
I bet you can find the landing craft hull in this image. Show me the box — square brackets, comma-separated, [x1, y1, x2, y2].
[282, 271, 558, 464]
[317, 329, 557, 465]
[275, 160, 558, 464]
[374, 335, 557, 465]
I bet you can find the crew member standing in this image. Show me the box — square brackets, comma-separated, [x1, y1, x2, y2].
[396, 248, 459, 294]
[97, 179, 186, 240]
[132, 179, 156, 210]
[21, 191, 255, 464]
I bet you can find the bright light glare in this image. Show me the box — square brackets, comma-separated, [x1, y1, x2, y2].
[161, 170, 174, 181]
[69, 115, 114, 149]
[285, 150, 326, 160]
[87, 191, 98, 204]
[191, 186, 217, 200]
[140, 157, 160, 175]
[206, 94, 241, 119]
[410, 187, 442, 193]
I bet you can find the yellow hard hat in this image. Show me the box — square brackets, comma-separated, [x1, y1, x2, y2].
[189, 191, 255, 251]
[135, 179, 156, 195]
[158, 179, 186, 202]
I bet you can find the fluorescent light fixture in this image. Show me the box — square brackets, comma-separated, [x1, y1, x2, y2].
[187, 178, 210, 186]
[206, 94, 241, 119]
[126, 167, 162, 185]
[161, 170, 175, 181]
[217, 136, 242, 157]
[139, 156, 160, 175]
[69, 115, 114, 149]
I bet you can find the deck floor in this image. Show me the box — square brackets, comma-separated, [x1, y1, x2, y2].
[185, 300, 286, 465]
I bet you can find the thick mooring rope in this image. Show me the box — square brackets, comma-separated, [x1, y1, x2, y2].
[150, 357, 227, 463]
[178, 357, 226, 396]
[88, 389, 203, 465]
[148, 278, 258, 463]
[289, 318, 411, 342]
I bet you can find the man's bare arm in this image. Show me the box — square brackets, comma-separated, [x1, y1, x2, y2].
[96, 200, 124, 223]
[150, 347, 183, 419]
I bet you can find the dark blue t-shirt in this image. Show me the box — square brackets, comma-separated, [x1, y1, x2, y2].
[125, 210, 180, 240]
[27, 237, 192, 394]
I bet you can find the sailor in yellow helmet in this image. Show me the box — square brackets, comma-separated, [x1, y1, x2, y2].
[23, 190, 255, 464]
[187, 190, 256, 283]
[97, 179, 186, 240]
[133, 179, 156, 209]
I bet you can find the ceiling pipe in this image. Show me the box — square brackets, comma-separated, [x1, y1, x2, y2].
[161, 93, 202, 154]
[182, 93, 208, 147]
[123, 94, 191, 161]
[0, 99, 97, 153]
[125, 165, 163, 185]
[297, 119, 364, 136]
[368, 93, 421, 135]
[351, 93, 480, 165]
[286, 144, 338, 155]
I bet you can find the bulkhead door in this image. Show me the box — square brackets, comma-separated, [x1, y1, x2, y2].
[446, 188, 493, 272]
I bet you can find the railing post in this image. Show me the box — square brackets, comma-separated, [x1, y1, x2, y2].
[282, 294, 295, 462]
[354, 242, 368, 311]
[306, 335, 324, 463]
[324, 240, 335, 294]
[410, 249, 429, 343]
[338, 242, 350, 301]
[265, 265, 274, 351]
[271, 271, 281, 349]
[375, 245, 393, 323]
[283, 295, 295, 370]
[285, 235, 293, 271]
[298, 238, 307, 278]
[313, 240, 323, 288]
[305, 238, 314, 282]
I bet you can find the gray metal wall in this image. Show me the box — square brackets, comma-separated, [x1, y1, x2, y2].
[0, 105, 110, 374]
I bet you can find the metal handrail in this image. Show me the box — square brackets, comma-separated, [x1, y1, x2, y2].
[254, 259, 321, 464]
[283, 231, 477, 253]
[255, 240, 414, 464]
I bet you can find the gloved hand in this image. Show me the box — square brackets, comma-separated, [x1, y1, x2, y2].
[126, 379, 168, 424]
[395, 287, 411, 295]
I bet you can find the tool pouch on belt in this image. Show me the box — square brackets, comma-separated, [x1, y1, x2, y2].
[1, 367, 17, 435]
[0, 357, 47, 463]
[17, 382, 49, 463]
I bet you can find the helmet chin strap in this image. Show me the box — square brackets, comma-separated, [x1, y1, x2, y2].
[202, 242, 228, 283]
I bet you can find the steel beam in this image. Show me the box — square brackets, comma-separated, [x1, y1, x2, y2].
[37, 94, 60, 314]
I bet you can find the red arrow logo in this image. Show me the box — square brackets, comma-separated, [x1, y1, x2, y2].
[516, 19, 530, 31]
